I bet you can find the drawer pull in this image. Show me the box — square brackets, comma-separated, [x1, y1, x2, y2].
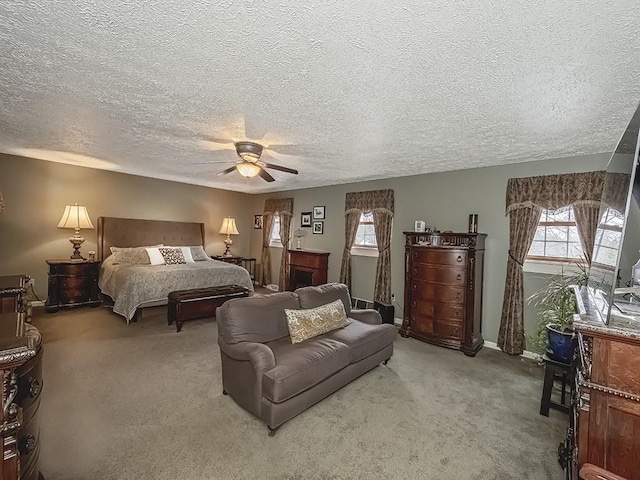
[412, 283, 417, 291]
[457, 255, 463, 262]
[454, 327, 459, 335]
[412, 268, 418, 275]
[29, 378, 41, 398]
[454, 311, 460, 317]
[411, 301, 417, 308]
[456, 273, 462, 280]
[19, 434, 36, 456]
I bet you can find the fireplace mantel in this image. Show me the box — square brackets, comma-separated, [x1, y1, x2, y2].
[288, 250, 330, 291]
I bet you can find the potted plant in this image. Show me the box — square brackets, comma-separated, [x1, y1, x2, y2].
[528, 262, 589, 362]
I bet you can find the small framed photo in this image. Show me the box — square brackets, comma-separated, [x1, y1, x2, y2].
[254, 215, 263, 229]
[313, 206, 325, 220]
[313, 221, 324, 234]
[301, 212, 312, 227]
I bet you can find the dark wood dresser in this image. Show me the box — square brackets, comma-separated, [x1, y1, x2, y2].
[45, 260, 101, 313]
[0, 312, 43, 480]
[561, 288, 640, 479]
[400, 232, 486, 356]
[288, 250, 329, 290]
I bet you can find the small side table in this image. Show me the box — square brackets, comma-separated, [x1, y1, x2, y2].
[46, 260, 101, 312]
[211, 255, 243, 266]
[540, 354, 571, 416]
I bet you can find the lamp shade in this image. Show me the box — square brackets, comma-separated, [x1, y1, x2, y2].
[236, 162, 261, 178]
[219, 217, 239, 235]
[57, 204, 94, 230]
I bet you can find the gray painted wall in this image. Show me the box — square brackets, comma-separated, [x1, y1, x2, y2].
[247, 153, 610, 348]
[0, 154, 252, 300]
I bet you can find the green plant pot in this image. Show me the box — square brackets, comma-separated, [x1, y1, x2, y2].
[546, 323, 575, 363]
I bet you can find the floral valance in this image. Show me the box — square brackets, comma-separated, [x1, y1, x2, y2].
[345, 189, 394, 216]
[264, 198, 294, 216]
[505, 171, 605, 214]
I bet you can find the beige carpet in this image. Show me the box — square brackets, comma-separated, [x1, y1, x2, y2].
[32, 304, 567, 480]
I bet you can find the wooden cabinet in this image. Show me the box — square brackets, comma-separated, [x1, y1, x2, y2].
[211, 255, 243, 266]
[400, 232, 486, 356]
[45, 260, 101, 313]
[0, 312, 44, 480]
[288, 250, 329, 290]
[570, 331, 640, 479]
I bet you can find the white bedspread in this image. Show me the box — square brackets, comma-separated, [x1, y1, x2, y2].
[99, 257, 254, 322]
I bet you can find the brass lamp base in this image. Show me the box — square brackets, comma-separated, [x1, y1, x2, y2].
[223, 235, 233, 257]
[69, 230, 85, 260]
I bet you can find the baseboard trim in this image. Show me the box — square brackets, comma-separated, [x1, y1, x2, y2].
[483, 340, 541, 362]
[31, 300, 45, 307]
[393, 317, 403, 326]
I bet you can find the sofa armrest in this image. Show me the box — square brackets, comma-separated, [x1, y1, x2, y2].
[349, 308, 382, 325]
[218, 340, 276, 373]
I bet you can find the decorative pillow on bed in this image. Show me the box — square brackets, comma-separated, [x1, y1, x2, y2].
[158, 247, 187, 265]
[110, 246, 152, 265]
[284, 299, 349, 344]
[145, 247, 165, 265]
[189, 245, 209, 261]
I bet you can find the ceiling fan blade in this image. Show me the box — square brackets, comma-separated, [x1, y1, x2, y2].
[258, 168, 276, 182]
[261, 162, 298, 175]
[217, 166, 238, 176]
[199, 140, 236, 151]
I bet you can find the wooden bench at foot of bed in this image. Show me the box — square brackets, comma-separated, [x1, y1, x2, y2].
[167, 285, 250, 332]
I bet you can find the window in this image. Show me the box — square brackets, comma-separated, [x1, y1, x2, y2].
[354, 212, 377, 248]
[592, 207, 624, 266]
[270, 215, 281, 246]
[527, 208, 583, 262]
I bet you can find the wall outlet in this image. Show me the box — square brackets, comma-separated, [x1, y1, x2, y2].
[390, 293, 395, 302]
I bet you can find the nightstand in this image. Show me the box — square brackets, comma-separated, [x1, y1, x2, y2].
[45, 259, 101, 312]
[211, 255, 243, 266]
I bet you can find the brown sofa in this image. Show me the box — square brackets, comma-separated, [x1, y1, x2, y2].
[216, 283, 396, 435]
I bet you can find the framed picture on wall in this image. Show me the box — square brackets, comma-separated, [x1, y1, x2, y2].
[301, 212, 312, 227]
[254, 215, 263, 229]
[313, 221, 324, 234]
[313, 206, 325, 220]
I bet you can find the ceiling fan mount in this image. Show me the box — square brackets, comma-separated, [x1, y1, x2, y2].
[235, 141, 263, 160]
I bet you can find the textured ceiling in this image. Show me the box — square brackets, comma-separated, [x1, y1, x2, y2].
[1, 1, 640, 194]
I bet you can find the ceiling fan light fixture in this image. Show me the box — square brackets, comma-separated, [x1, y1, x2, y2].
[235, 141, 263, 160]
[236, 162, 261, 178]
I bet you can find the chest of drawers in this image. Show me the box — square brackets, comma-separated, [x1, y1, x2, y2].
[400, 232, 486, 356]
[45, 260, 101, 313]
[0, 313, 43, 480]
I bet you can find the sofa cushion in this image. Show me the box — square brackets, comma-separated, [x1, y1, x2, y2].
[285, 299, 349, 344]
[295, 283, 352, 315]
[262, 337, 350, 403]
[324, 319, 396, 363]
[218, 292, 299, 344]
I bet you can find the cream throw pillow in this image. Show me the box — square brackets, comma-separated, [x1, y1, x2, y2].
[285, 299, 349, 344]
[110, 245, 163, 264]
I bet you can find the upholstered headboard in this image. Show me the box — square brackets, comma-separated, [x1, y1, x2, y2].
[97, 217, 206, 261]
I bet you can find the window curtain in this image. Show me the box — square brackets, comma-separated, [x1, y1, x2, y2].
[340, 189, 394, 303]
[260, 213, 275, 286]
[573, 204, 600, 264]
[261, 198, 294, 290]
[500, 171, 604, 355]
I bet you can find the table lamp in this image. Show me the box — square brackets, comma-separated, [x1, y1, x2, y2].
[219, 217, 239, 257]
[57, 203, 94, 260]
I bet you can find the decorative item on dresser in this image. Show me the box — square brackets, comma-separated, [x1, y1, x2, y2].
[400, 232, 486, 356]
[288, 250, 330, 290]
[45, 260, 101, 313]
[0, 311, 44, 480]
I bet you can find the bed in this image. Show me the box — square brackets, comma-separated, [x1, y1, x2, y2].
[97, 217, 254, 323]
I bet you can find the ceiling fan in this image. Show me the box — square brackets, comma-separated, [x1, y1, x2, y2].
[217, 141, 299, 182]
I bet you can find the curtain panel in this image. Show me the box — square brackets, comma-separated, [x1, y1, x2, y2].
[260, 198, 294, 290]
[340, 189, 394, 303]
[499, 171, 605, 355]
